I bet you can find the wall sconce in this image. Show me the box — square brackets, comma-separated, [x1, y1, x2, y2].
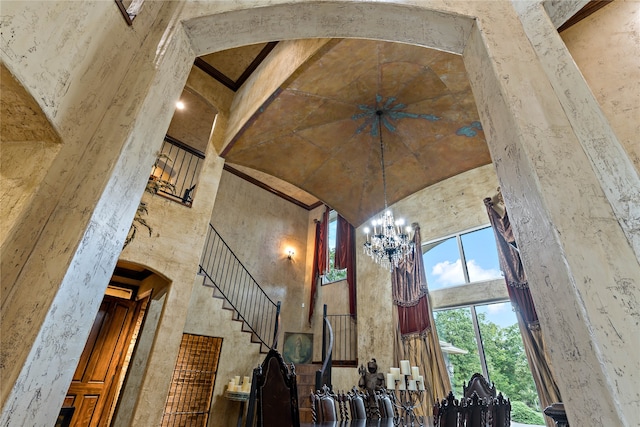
[286, 248, 295, 260]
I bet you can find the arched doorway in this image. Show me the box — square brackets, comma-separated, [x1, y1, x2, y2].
[58, 261, 169, 427]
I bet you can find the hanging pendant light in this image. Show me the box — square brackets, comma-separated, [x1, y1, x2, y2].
[363, 111, 414, 270]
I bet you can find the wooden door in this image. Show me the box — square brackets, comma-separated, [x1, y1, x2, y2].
[62, 295, 140, 427]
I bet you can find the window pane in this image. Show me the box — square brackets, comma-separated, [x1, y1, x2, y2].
[323, 212, 346, 283]
[461, 227, 502, 283]
[423, 237, 465, 290]
[476, 303, 545, 425]
[434, 308, 482, 396]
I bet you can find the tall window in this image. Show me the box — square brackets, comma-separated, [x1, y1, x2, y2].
[428, 225, 545, 425]
[323, 210, 347, 284]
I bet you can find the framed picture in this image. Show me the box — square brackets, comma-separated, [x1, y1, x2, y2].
[283, 332, 313, 364]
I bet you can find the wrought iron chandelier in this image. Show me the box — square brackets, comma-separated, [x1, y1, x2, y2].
[363, 111, 414, 270]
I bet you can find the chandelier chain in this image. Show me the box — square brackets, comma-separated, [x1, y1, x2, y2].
[377, 110, 389, 209]
[362, 109, 415, 271]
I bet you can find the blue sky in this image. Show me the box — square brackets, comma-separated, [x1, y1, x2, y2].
[423, 226, 517, 328]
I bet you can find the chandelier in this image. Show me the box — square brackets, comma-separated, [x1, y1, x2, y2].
[363, 110, 414, 270]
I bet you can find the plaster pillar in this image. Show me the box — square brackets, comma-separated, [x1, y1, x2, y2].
[0, 4, 194, 425]
[463, 8, 640, 427]
[515, 0, 640, 260]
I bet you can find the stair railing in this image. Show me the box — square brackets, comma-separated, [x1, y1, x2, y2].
[199, 223, 280, 351]
[315, 304, 334, 390]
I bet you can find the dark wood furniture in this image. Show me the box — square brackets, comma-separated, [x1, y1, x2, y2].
[252, 349, 300, 427]
[310, 385, 339, 422]
[434, 374, 510, 427]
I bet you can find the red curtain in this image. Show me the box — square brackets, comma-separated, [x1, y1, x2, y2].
[309, 207, 329, 323]
[483, 198, 538, 323]
[335, 214, 357, 316]
[391, 224, 431, 335]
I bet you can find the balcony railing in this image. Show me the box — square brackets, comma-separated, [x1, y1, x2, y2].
[150, 135, 204, 206]
[326, 313, 357, 365]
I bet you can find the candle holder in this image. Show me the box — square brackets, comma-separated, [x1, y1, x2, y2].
[386, 361, 425, 427]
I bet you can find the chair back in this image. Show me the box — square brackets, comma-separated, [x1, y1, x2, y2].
[463, 373, 496, 400]
[347, 387, 368, 420]
[461, 391, 488, 427]
[376, 389, 396, 420]
[311, 385, 339, 422]
[254, 349, 300, 427]
[489, 393, 511, 427]
[433, 391, 460, 427]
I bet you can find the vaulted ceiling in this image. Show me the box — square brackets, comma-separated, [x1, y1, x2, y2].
[197, 38, 491, 226]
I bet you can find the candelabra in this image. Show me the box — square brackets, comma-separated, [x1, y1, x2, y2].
[386, 361, 425, 426]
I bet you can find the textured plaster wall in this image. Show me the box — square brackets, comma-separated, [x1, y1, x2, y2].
[464, 7, 639, 424]
[183, 282, 264, 427]
[560, 0, 640, 172]
[202, 170, 311, 424]
[210, 171, 310, 337]
[118, 146, 226, 426]
[0, 2, 195, 424]
[2, 1, 638, 426]
[0, 65, 62, 245]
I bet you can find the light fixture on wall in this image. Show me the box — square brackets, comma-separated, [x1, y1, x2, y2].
[286, 248, 295, 260]
[363, 110, 414, 270]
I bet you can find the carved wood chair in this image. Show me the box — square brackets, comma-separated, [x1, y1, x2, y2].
[376, 388, 397, 420]
[460, 391, 489, 427]
[310, 385, 339, 422]
[347, 386, 368, 420]
[433, 391, 460, 427]
[253, 349, 300, 427]
[463, 373, 496, 400]
[489, 392, 511, 427]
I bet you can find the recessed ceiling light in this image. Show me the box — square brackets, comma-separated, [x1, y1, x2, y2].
[176, 101, 185, 110]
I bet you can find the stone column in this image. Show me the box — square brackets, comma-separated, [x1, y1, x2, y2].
[0, 4, 194, 426]
[463, 5, 639, 427]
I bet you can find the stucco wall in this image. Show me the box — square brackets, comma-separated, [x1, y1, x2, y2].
[210, 170, 311, 336]
[561, 0, 640, 172]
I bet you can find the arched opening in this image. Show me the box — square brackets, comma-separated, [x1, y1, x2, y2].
[58, 261, 170, 427]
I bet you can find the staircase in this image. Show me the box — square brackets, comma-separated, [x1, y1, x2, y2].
[199, 224, 281, 353]
[295, 363, 323, 423]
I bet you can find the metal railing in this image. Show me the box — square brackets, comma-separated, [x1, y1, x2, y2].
[150, 135, 204, 206]
[316, 305, 334, 390]
[326, 313, 357, 365]
[199, 224, 281, 351]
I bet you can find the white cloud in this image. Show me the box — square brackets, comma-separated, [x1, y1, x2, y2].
[431, 259, 465, 286]
[430, 259, 501, 286]
[466, 259, 502, 282]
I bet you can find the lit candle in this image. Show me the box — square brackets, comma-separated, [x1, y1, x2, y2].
[400, 360, 411, 376]
[386, 373, 396, 390]
[390, 367, 401, 380]
[408, 380, 417, 391]
[411, 366, 420, 380]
